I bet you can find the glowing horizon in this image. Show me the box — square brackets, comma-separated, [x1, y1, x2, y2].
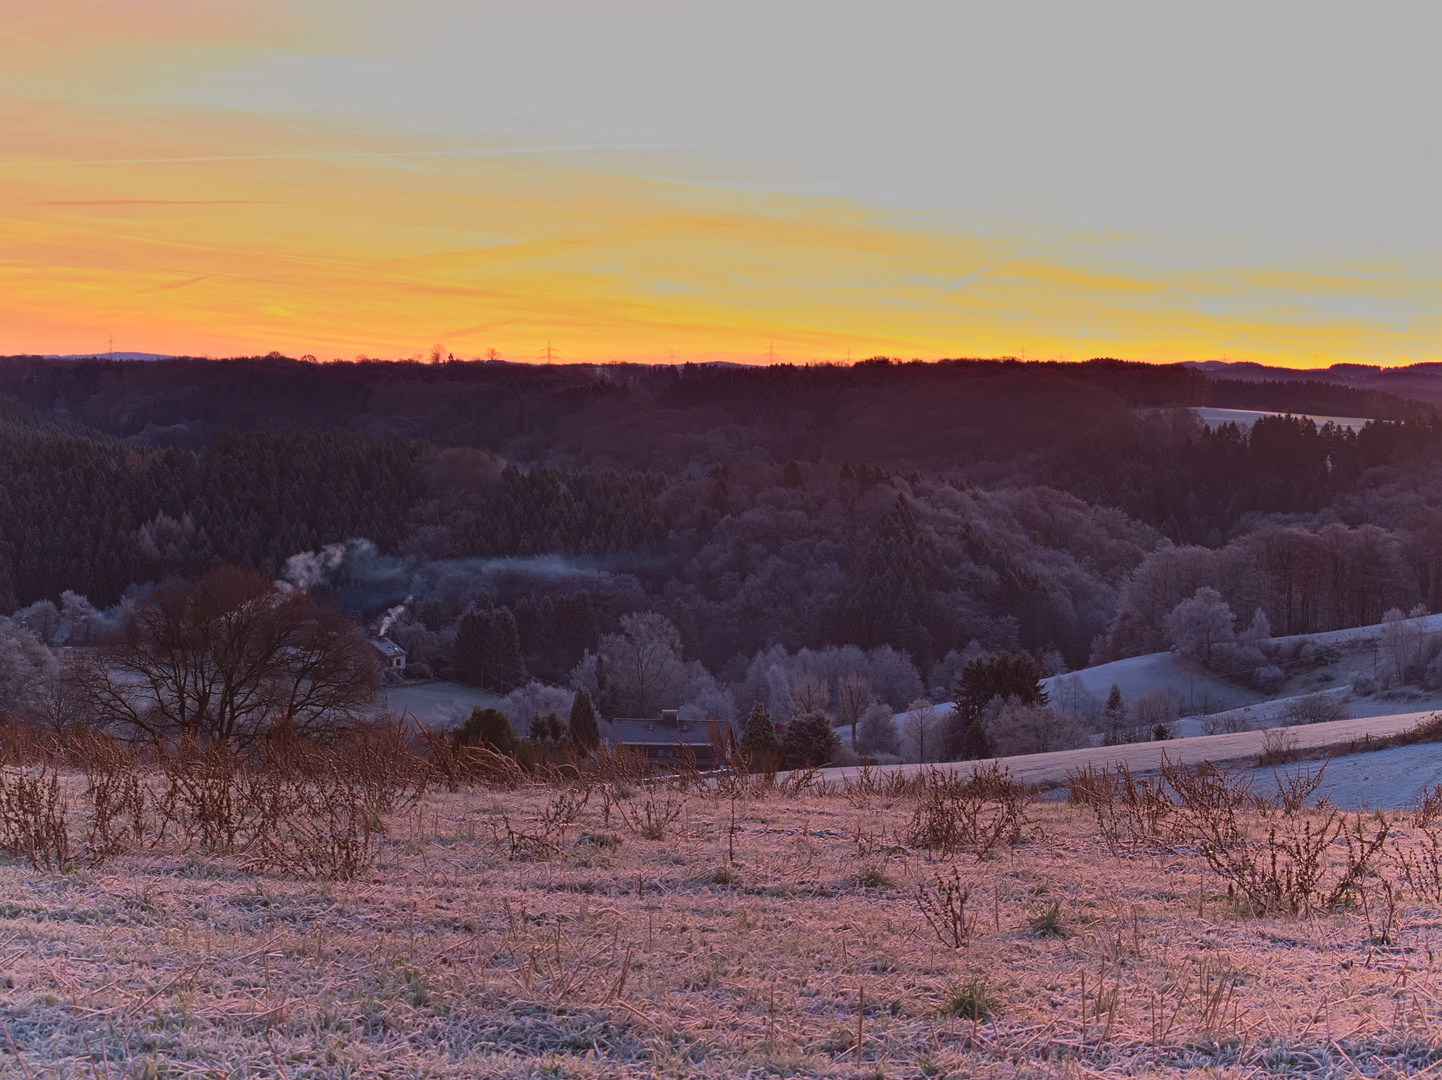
[2, 2, 1439, 368]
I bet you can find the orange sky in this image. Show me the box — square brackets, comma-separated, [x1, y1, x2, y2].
[2, 2, 1439, 366]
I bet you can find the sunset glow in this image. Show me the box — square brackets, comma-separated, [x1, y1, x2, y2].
[3, 2, 1439, 365]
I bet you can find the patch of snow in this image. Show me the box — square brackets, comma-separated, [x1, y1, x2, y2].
[1188, 406, 1374, 433]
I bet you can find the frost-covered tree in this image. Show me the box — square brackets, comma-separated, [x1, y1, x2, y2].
[1051, 672, 1097, 723]
[499, 681, 575, 736]
[984, 698, 1088, 757]
[598, 612, 686, 717]
[1240, 608, 1271, 644]
[764, 664, 794, 723]
[10, 600, 61, 644]
[1164, 587, 1235, 666]
[0, 621, 59, 720]
[678, 660, 734, 722]
[855, 700, 899, 758]
[899, 698, 944, 764]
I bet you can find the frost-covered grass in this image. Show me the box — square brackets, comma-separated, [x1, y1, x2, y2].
[7, 770, 1442, 1077]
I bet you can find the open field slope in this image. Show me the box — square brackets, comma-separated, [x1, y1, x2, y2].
[1189, 407, 1375, 432]
[1041, 651, 1266, 719]
[826, 711, 1437, 805]
[379, 680, 504, 728]
[7, 766, 1442, 1077]
[1042, 613, 1442, 732]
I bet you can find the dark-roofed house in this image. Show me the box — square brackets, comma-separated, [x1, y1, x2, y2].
[606, 709, 732, 770]
[369, 637, 406, 673]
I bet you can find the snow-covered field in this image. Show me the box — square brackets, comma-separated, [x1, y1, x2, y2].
[824, 609, 1442, 811]
[1190, 406, 1374, 432]
[1042, 650, 1263, 719]
[1045, 611, 1442, 736]
[819, 710, 1438, 809]
[376, 680, 503, 728]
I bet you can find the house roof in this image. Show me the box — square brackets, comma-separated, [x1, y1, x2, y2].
[369, 637, 406, 659]
[607, 718, 727, 747]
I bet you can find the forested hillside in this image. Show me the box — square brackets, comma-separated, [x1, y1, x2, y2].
[6, 354, 1442, 712]
[0, 395, 416, 608]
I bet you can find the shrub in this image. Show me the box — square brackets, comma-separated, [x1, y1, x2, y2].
[1200, 712, 1253, 736]
[916, 866, 976, 948]
[1278, 692, 1349, 726]
[0, 766, 72, 871]
[1162, 757, 1390, 917]
[452, 707, 519, 756]
[1067, 762, 1173, 852]
[906, 763, 1029, 859]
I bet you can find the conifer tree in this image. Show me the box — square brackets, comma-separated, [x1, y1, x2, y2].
[1101, 683, 1128, 746]
[454, 601, 527, 690]
[835, 494, 939, 662]
[945, 650, 1045, 760]
[568, 686, 601, 753]
[782, 710, 842, 768]
[738, 702, 780, 773]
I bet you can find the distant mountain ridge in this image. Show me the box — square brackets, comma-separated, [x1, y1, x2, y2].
[43, 352, 172, 361]
[1184, 359, 1442, 408]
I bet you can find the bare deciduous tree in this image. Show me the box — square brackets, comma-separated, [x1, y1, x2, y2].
[835, 673, 873, 747]
[789, 673, 830, 718]
[597, 612, 685, 718]
[900, 698, 943, 764]
[73, 567, 380, 747]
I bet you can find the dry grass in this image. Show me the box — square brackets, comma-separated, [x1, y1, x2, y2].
[4, 757, 1442, 1078]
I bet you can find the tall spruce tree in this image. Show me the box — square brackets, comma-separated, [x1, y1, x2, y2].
[568, 686, 601, 753]
[835, 494, 939, 665]
[738, 702, 780, 773]
[1100, 683, 1128, 745]
[454, 600, 526, 690]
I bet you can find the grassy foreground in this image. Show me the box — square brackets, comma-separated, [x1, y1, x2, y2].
[3, 760, 1442, 1079]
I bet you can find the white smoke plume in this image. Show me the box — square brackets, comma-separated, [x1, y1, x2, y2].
[281, 538, 405, 592]
[282, 541, 348, 589]
[377, 597, 412, 639]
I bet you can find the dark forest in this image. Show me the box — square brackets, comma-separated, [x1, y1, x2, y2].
[5, 353, 1442, 720]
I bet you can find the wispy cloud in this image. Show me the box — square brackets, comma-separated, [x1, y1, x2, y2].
[1, 1, 1438, 366]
